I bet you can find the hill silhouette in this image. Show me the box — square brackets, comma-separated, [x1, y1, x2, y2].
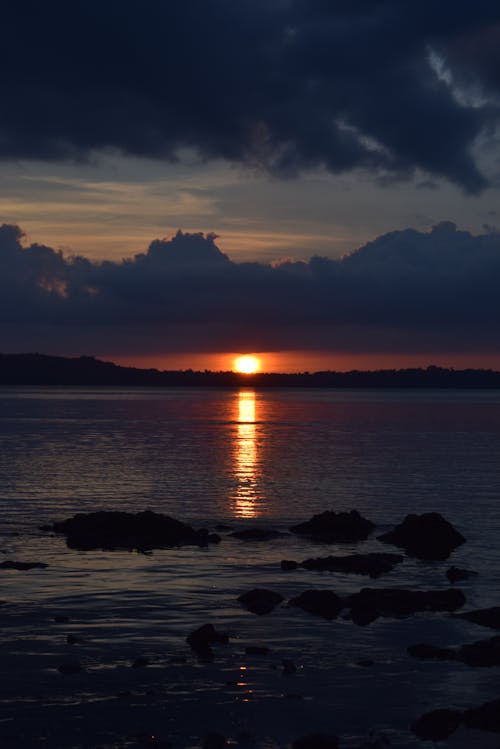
[1, 353, 500, 388]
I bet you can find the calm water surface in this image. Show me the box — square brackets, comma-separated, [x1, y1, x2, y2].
[1, 387, 500, 749]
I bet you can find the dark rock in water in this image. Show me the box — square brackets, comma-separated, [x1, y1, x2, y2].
[462, 697, 500, 732]
[66, 634, 80, 645]
[54, 615, 70, 623]
[457, 636, 500, 667]
[281, 559, 299, 571]
[58, 661, 84, 675]
[230, 528, 287, 541]
[42, 510, 220, 551]
[446, 566, 477, 583]
[238, 589, 284, 615]
[378, 512, 465, 560]
[412, 708, 461, 741]
[455, 606, 500, 630]
[215, 524, 231, 531]
[356, 737, 391, 749]
[202, 732, 226, 749]
[346, 587, 465, 625]
[356, 659, 375, 668]
[235, 732, 255, 745]
[292, 733, 339, 749]
[290, 510, 374, 543]
[0, 560, 48, 570]
[301, 552, 403, 578]
[409, 636, 500, 667]
[289, 590, 343, 620]
[186, 623, 229, 660]
[282, 658, 297, 675]
[408, 643, 456, 661]
[245, 645, 270, 655]
[131, 657, 149, 668]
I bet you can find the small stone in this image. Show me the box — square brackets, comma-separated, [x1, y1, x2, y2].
[455, 606, 500, 630]
[292, 733, 339, 749]
[66, 634, 80, 645]
[446, 566, 477, 583]
[187, 623, 229, 660]
[54, 615, 70, 623]
[132, 657, 149, 668]
[238, 589, 284, 615]
[0, 560, 48, 570]
[202, 732, 226, 749]
[412, 709, 461, 741]
[58, 661, 83, 675]
[282, 658, 297, 674]
[235, 731, 255, 744]
[281, 560, 299, 571]
[289, 590, 343, 620]
[245, 646, 270, 655]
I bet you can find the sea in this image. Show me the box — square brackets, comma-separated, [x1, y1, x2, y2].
[1, 386, 500, 749]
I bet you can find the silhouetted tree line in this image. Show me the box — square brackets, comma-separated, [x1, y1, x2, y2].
[2, 354, 500, 388]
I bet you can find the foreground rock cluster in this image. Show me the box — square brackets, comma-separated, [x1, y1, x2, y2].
[32, 507, 500, 746]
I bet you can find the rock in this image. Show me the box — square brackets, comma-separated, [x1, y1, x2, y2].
[42, 510, 220, 551]
[455, 606, 500, 630]
[58, 661, 84, 675]
[131, 657, 149, 668]
[410, 635, 500, 667]
[290, 510, 374, 543]
[456, 636, 500, 667]
[54, 615, 70, 623]
[289, 590, 343, 620]
[356, 659, 375, 667]
[411, 709, 461, 741]
[301, 553, 403, 578]
[408, 643, 455, 661]
[66, 634, 80, 645]
[202, 732, 226, 749]
[238, 589, 284, 615]
[446, 566, 477, 583]
[282, 658, 297, 674]
[292, 733, 339, 749]
[378, 512, 465, 560]
[235, 731, 255, 744]
[186, 624, 229, 659]
[230, 528, 287, 541]
[245, 646, 270, 655]
[346, 587, 465, 625]
[0, 560, 48, 570]
[462, 697, 500, 732]
[356, 736, 391, 749]
[281, 560, 299, 571]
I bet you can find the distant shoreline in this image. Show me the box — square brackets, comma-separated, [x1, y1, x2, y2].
[2, 352, 500, 388]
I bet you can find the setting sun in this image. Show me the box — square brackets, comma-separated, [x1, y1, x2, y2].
[234, 355, 260, 374]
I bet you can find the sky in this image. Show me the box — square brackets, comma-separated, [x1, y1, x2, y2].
[2, 1, 500, 372]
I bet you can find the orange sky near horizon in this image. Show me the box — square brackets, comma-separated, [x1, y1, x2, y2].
[110, 350, 500, 373]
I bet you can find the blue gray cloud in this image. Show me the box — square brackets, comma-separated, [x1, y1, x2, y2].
[1, 1, 500, 191]
[2, 222, 500, 356]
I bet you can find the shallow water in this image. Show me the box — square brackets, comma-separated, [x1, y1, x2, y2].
[1, 387, 500, 748]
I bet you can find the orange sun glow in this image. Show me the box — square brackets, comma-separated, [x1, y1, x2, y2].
[234, 355, 260, 374]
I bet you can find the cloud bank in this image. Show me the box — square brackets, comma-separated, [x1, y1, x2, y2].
[1, 1, 500, 191]
[2, 222, 500, 357]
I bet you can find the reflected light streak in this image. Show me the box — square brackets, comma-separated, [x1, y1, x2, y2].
[233, 391, 258, 518]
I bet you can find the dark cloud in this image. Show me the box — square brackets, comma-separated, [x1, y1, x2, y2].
[1, 2, 499, 191]
[2, 222, 500, 356]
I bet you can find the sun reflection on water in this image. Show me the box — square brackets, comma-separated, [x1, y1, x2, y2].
[232, 391, 258, 518]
